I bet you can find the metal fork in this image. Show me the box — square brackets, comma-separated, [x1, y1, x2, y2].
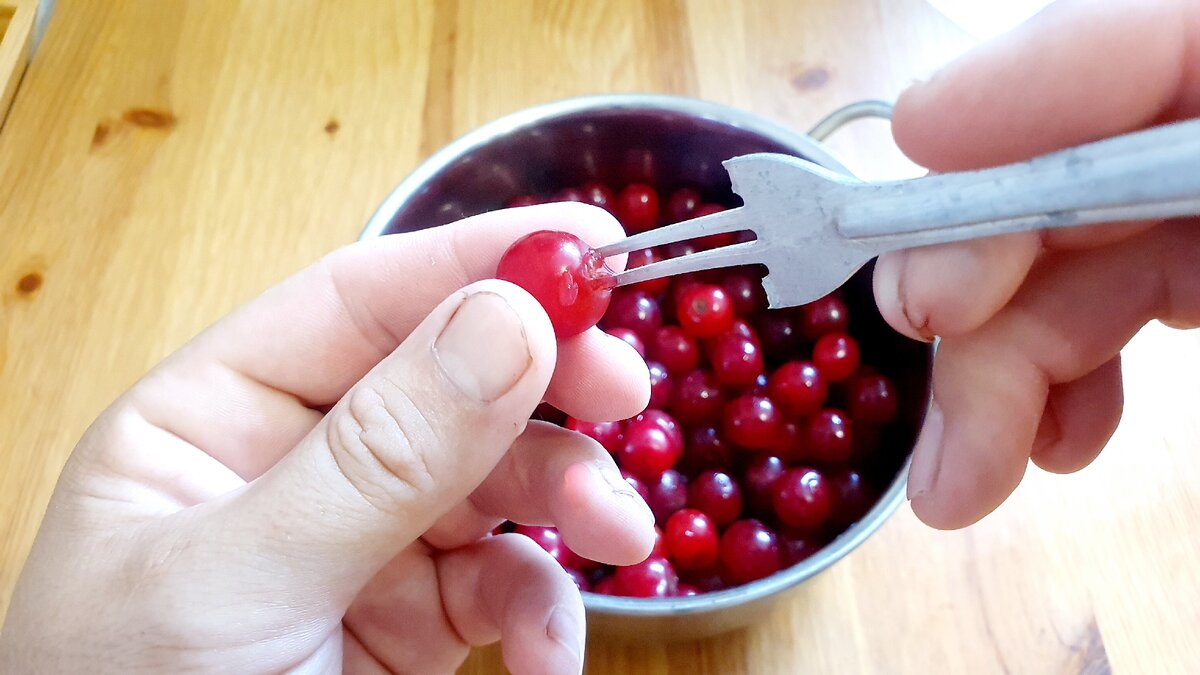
[597, 118, 1200, 309]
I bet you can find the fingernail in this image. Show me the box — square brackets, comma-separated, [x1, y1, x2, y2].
[435, 292, 531, 402]
[546, 605, 584, 675]
[907, 399, 944, 500]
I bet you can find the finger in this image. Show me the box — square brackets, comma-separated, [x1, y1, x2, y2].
[548, 328, 650, 423]
[1031, 355, 1124, 474]
[423, 421, 655, 566]
[437, 534, 585, 675]
[908, 221, 1200, 529]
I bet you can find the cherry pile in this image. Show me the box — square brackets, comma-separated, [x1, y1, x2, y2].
[496, 182, 905, 598]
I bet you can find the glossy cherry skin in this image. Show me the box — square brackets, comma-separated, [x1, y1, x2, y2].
[813, 332, 861, 382]
[531, 402, 566, 425]
[650, 326, 701, 375]
[722, 395, 784, 451]
[553, 187, 586, 203]
[618, 424, 680, 480]
[780, 532, 824, 566]
[665, 187, 701, 223]
[722, 270, 768, 318]
[565, 417, 623, 456]
[719, 519, 783, 585]
[807, 409, 853, 463]
[616, 183, 661, 233]
[670, 370, 725, 426]
[676, 284, 735, 339]
[830, 469, 877, 528]
[665, 509, 719, 573]
[693, 204, 737, 249]
[776, 420, 808, 463]
[628, 409, 685, 451]
[505, 194, 541, 208]
[606, 327, 646, 358]
[688, 470, 743, 526]
[847, 373, 899, 423]
[646, 469, 689, 525]
[768, 361, 828, 418]
[756, 311, 799, 363]
[565, 566, 591, 592]
[625, 247, 670, 296]
[800, 294, 849, 340]
[592, 575, 619, 596]
[678, 426, 735, 476]
[710, 333, 764, 388]
[580, 181, 615, 212]
[513, 525, 586, 569]
[614, 556, 678, 597]
[676, 584, 701, 597]
[496, 230, 616, 338]
[742, 455, 787, 517]
[771, 467, 833, 531]
[648, 360, 672, 410]
[621, 469, 651, 502]
[603, 289, 663, 341]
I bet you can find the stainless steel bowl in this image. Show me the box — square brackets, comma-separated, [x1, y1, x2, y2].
[361, 94, 933, 642]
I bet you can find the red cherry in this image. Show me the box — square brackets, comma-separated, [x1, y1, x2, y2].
[647, 361, 672, 410]
[756, 311, 799, 363]
[722, 395, 783, 451]
[614, 557, 678, 597]
[768, 361, 828, 417]
[693, 204, 737, 249]
[665, 187, 701, 223]
[772, 467, 833, 531]
[651, 525, 667, 559]
[847, 373, 899, 423]
[580, 181, 615, 212]
[618, 424, 680, 480]
[830, 469, 877, 528]
[776, 420, 808, 463]
[628, 409, 685, 451]
[603, 289, 663, 341]
[649, 326, 701, 375]
[532, 402, 566, 425]
[625, 247, 670, 296]
[780, 532, 824, 566]
[646, 469, 689, 525]
[807, 409, 853, 463]
[553, 187, 586, 202]
[665, 509, 719, 573]
[710, 333, 764, 388]
[801, 294, 849, 340]
[496, 230, 616, 338]
[505, 195, 541, 207]
[813, 332, 860, 382]
[677, 583, 701, 597]
[606, 327, 646, 357]
[688, 470, 743, 526]
[722, 270, 767, 318]
[678, 426, 735, 476]
[565, 566, 591, 592]
[742, 455, 787, 517]
[565, 417, 624, 455]
[616, 183, 661, 233]
[621, 469, 651, 502]
[719, 519, 783, 585]
[513, 525, 586, 569]
[677, 284, 735, 339]
[670, 370, 725, 426]
[592, 575, 619, 595]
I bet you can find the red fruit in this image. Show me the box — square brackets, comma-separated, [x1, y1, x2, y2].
[618, 424, 680, 480]
[719, 519, 783, 585]
[756, 311, 799, 363]
[580, 181, 615, 212]
[813, 332, 860, 382]
[677, 285, 734, 339]
[710, 333, 764, 388]
[651, 525, 666, 559]
[514, 525, 586, 569]
[677, 583, 701, 597]
[505, 194, 541, 207]
[565, 417, 624, 455]
[625, 247, 670, 296]
[592, 575, 619, 595]
[848, 373, 899, 423]
[607, 327, 646, 357]
[648, 361, 672, 410]
[722, 395, 784, 450]
[801, 294, 849, 340]
[688, 470, 743, 526]
[669, 278, 703, 315]
[603, 289, 663, 341]
[776, 420, 808, 462]
[496, 230, 616, 338]
[650, 326, 701, 375]
[616, 183, 661, 233]
[532, 402, 566, 424]
[742, 455, 786, 517]
[722, 270, 767, 318]
[614, 557, 678, 597]
[780, 533, 824, 566]
[553, 187, 586, 202]
[768, 361, 828, 417]
[678, 426, 734, 476]
[665, 509, 719, 572]
[622, 470, 651, 502]
[646, 469, 689, 525]
[722, 318, 758, 343]
[665, 187, 701, 223]
[807, 409, 853, 463]
[565, 566, 591, 592]
[772, 467, 833, 531]
[693, 204, 737, 249]
[670, 370, 725, 426]
[830, 469, 877, 528]
[628, 409, 685, 451]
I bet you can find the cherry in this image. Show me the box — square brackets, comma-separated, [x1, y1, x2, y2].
[532, 402, 566, 425]
[651, 525, 667, 559]
[776, 420, 808, 463]
[668, 278, 703, 316]
[665, 187, 701, 223]
[688, 470, 743, 526]
[813, 332, 860, 382]
[496, 230, 616, 338]
[607, 327, 646, 357]
[771, 467, 833, 531]
[780, 532, 823, 566]
[628, 409, 684, 451]
[621, 470, 651, 502]
[693, 204, 737, 249]
[676, 284, 734, 339]
[513, 525, 586, 569]
[553, 187, 586, 202]
[565, 566, 591, 592]
[768, 361, 828, 418]
[719, 519, 783, 585]
[801, 294, 849, 340]
[649, 326, 701, 375]
[665, 509, 719, 573]
[670, 370, 725, 426]
[646, 469, 689, 525]
[678, 426, 734, 476]
[603, 289, 662, 341]
[580, 181, 615, 212]
[710, 333, 764, 388]
[847, 373, 899, 423]
[663, 240, 700, 261]
[625, 247, 670, 296]
[745, 372, 771, 397]
[616, 183, 660, 233]
[742, 455, 787, 517]
[618, 423, 680, 480]
[614, 557, 678, 597]
[505, 194, 541, 207]
[677, 583, 700, 597]
[756, 311, 799, 363]
[722, 270, 767, 318]
[722, 395, 783, 451]
[592, 575, 619, 596]
[807, 409, 853, 463]
[565, 418, 623, 456]
[648, 360, 672, 410]
[830, 469, 877, 528]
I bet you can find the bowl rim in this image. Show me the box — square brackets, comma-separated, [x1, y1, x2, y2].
[358, 93, 920, 618]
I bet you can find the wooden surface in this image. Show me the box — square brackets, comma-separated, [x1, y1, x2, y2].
[0, 0, 35, 126]
[1, 1, 1197, 673]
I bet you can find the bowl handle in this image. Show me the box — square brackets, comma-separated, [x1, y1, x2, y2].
[806, 100, 894, 143]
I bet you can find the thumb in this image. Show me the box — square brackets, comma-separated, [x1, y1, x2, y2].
[186, 279, 557, 607]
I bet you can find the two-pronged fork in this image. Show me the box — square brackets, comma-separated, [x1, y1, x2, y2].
[597, 118, 1200, 309]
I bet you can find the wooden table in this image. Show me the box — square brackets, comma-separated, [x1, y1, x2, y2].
[2, 2, 1197, 672]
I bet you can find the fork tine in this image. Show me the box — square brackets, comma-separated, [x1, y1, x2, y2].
[596, 207, 750, 257]
[614, 240, 760, 287]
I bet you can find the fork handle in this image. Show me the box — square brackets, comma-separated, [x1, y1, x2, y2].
[837, 118, 1200, 244]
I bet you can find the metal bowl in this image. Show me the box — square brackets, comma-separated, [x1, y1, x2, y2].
[361, 94, 932, 642]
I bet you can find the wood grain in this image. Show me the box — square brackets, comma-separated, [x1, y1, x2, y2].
[0, 0, 35, 127]
[1, 1, 1196, 673]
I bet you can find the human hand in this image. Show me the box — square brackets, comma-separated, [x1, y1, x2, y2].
[877, 0, 1200, 529]
[0, 203, 655, 674]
